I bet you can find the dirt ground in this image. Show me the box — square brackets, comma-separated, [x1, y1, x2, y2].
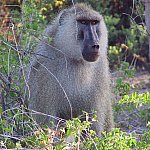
[113, 71, 150, 134]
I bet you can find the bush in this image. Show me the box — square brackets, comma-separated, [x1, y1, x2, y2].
[0, 1, 149, 149]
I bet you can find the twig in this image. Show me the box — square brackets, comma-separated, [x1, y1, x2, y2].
[122, 13, 148, 35]
[0, 134, 21, 141]
[35, 60, 73, 119]
[0, 72, 10, 85]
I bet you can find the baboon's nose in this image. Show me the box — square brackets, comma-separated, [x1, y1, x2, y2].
[92, 44, 99, 50]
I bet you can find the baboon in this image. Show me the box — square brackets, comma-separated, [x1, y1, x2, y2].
[28, 3, 113, 136]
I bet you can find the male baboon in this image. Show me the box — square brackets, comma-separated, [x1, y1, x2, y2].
[28, 3, 113, 136]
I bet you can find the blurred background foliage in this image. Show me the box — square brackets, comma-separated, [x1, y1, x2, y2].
[0, 0, 150, 149]
[0, 0, 149, 71]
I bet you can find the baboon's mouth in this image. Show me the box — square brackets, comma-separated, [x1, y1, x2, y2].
[82, 52, 99, 62]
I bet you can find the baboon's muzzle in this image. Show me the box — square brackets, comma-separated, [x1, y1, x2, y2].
[82, 44, 100, 62]
[81, 24, 100, 62]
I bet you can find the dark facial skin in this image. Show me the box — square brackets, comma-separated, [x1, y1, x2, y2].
[77, 19, 101, 62]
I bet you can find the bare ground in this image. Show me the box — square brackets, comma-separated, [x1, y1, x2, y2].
[113, 71, 150, 134]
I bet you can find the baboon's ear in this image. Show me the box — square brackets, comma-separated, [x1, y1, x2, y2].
[59, 9, 68, 25]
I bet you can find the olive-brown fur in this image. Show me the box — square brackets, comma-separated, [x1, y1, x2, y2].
[28, 3, 113, 136]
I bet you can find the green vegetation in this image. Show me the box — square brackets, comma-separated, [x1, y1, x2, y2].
[0, 0, 150, 149]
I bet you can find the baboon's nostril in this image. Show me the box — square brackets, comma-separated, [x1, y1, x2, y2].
[92, 45, 99, 49]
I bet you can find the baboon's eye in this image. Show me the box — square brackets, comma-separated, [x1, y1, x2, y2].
[80, 20, 86, 24]
[77, 20, 87, 25]
[91, 20, 99, 25]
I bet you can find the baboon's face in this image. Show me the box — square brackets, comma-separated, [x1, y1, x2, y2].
[54, 8, 107, 62]
[77, 19, 101, 62]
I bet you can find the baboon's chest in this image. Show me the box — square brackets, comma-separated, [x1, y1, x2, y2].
[55, 65, 93, 96]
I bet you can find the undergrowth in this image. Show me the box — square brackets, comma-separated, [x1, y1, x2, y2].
[0, 0, 150, 149]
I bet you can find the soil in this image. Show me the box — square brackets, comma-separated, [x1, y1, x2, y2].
[112, 71, 150, 134]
